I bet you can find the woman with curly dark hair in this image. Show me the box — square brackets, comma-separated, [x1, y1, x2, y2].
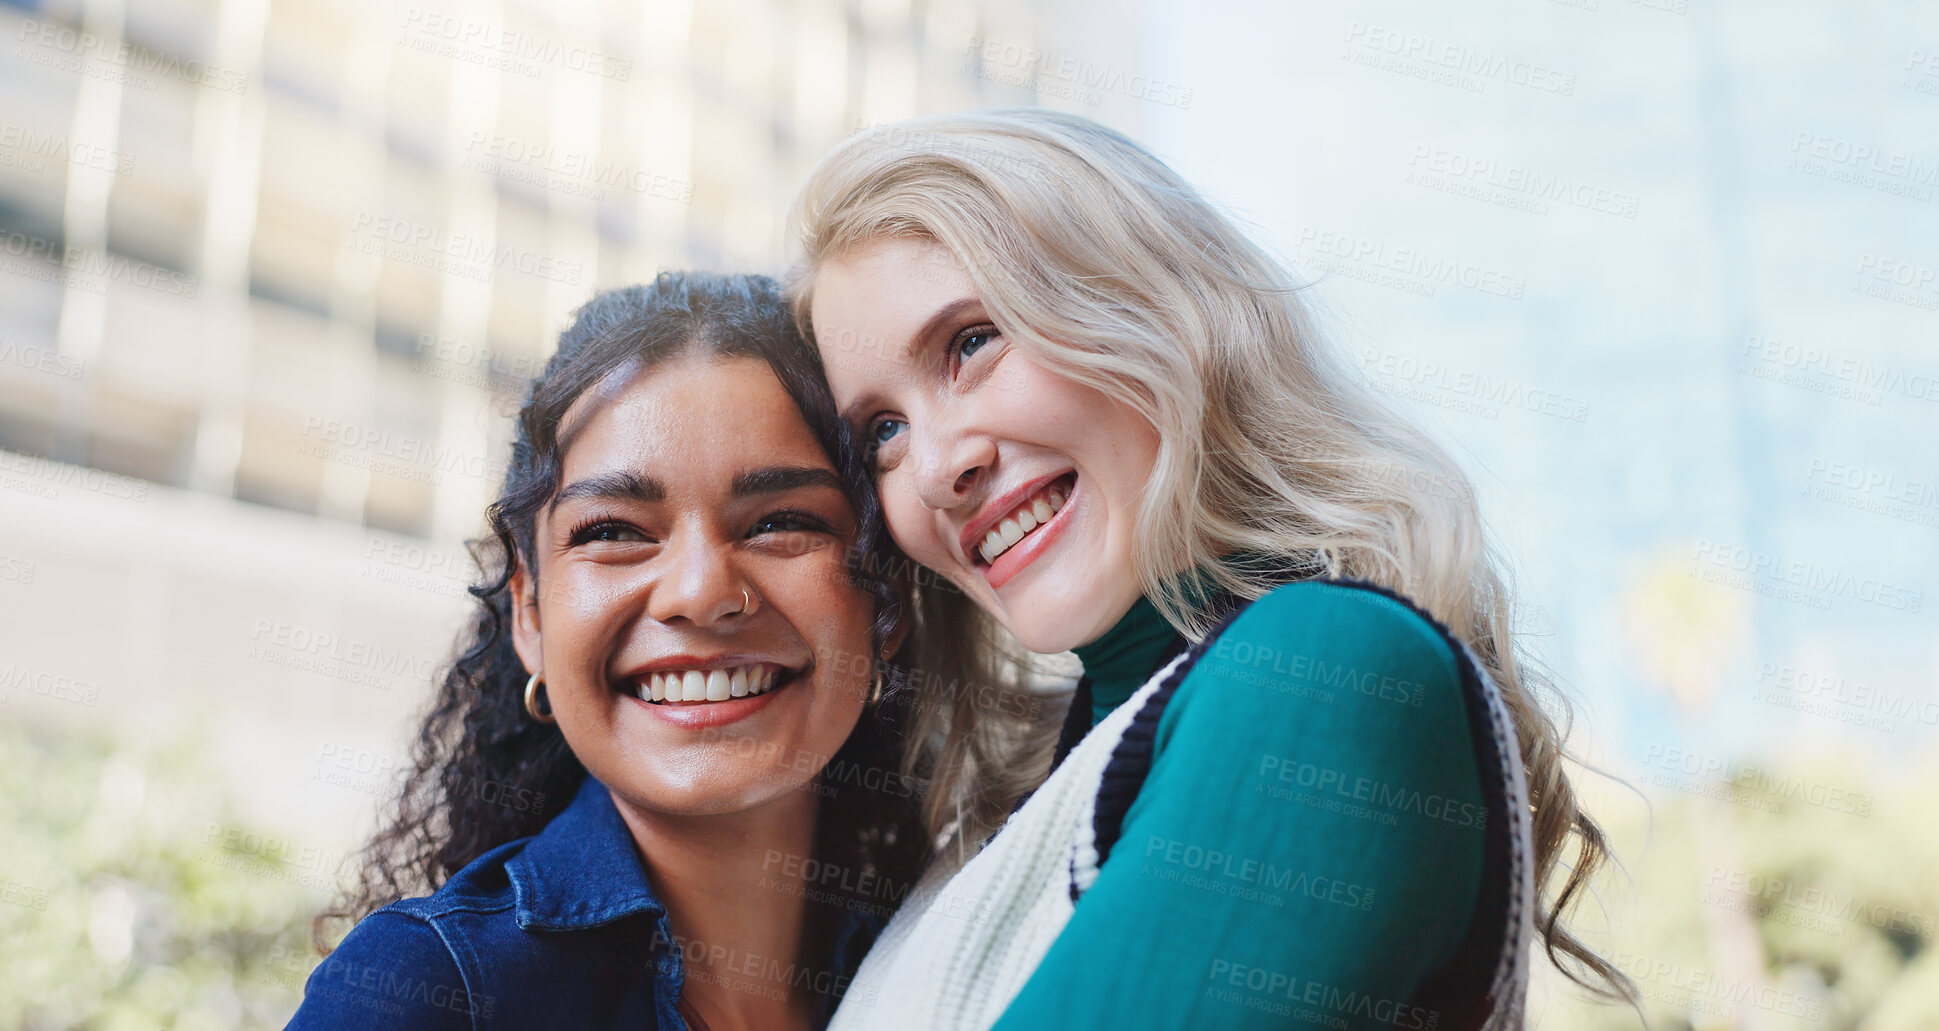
[288, 272, 928, 1031]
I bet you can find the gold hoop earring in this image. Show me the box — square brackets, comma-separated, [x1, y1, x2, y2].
[867, 668, 885, 706]
[524, 673, 556, 724]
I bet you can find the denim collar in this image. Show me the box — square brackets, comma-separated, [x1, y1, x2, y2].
[506, 775, 668, 932]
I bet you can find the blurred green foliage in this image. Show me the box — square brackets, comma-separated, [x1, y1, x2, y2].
[0, 723, 321, 1030]
[1536, 753, 1939, 1030]
[4, 719, 1932, 1030]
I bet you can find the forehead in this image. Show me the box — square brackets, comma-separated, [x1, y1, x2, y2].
[558, 355, 831, 485]
[810, 236, 974, 343]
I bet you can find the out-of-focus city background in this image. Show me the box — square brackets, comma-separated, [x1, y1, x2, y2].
[0, 0, 1933, 1026]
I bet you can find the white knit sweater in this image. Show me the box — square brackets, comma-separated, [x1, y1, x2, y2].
[828, 656, 1178, 1031]
[830, 625, 1533, 1031]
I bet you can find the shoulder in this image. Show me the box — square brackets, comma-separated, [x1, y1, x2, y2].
[287, 842, 532, 1029]
[317, 905, 461, 973]
[399, 838, 525, 919]
[289, 908, 477, 1030]
[1185, 578, 1467, 719]
[1077, 579, 1493, 892]
[1138, 578, 1489, 820]
[1220, 578, 1461, 667]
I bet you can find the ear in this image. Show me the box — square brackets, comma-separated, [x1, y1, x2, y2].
[509, 555, 544, 679]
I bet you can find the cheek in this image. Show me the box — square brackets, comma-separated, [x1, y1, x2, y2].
[538, 569, 645, 704]
[1028, 375, 1157, 492]
[879, 473, 945, 557]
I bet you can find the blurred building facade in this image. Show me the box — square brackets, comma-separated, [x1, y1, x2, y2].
[0, 0, 1140, 844]
[6, 0, 1939, 1026]
[0, 0, 1129, 540]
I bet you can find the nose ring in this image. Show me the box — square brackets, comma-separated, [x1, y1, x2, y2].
[734, 588, 753, 616]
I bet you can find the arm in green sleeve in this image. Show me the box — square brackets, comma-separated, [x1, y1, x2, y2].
[990, 582, 1487, 1031]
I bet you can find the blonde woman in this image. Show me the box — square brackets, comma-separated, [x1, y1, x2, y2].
[787, 110, 1633, 1030]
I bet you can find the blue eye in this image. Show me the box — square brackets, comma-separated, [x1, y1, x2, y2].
[959, 330, 994, 360]
[871, 418, 906, 446]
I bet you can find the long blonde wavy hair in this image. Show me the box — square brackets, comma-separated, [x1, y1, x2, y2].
[787, 108, 1634, 1004]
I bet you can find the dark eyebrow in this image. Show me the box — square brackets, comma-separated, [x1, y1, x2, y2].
[731, 465, 844, 498]
[550, 471, 664, 514]
[835, 296, 986, 425]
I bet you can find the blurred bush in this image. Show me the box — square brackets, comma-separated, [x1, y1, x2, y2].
[1537, 753, 1939, 1030]
[5, 719, 1933, 1029]
[0, 722, 322, 1030]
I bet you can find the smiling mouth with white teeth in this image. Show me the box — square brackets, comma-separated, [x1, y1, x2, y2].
[636, 663, 794, 704]
[975, 475, 1072, 566]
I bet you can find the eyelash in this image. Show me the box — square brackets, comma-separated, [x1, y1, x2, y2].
[948, 323, 1000, 367]
[748, 510, 834, 537]
[861, 322, 1000, 466]
[563, 510, 833, 547]
[566, 516, 645, 547]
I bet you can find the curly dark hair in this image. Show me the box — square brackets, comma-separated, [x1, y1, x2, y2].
[316, 271, 929, 958]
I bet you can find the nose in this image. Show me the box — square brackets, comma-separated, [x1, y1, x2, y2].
[908, 423, 997, 511]
[645, 521, 753, 628]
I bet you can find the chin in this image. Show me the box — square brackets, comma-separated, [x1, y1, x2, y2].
[1004, 622, 1077, 655]
[994, 596, 1103, 654]
[645, 779, 799, 818]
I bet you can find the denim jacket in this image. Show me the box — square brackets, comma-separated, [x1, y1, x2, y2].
[286, 776, 880, 1030]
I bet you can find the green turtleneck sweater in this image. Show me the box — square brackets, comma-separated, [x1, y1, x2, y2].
[1071, 593, 1180, 725]
[991, 579, 1488, 1031]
